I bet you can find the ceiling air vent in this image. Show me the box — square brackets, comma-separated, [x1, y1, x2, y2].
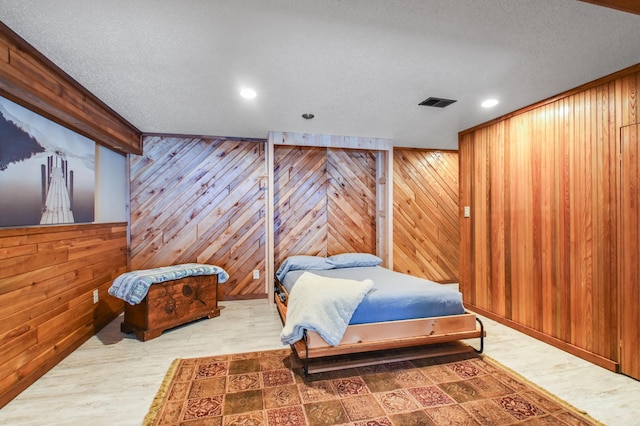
[419, 97, 457, 108]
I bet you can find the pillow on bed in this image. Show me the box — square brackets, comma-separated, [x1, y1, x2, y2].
[275, 255, 335, 282]
[327, 253, 382, 268]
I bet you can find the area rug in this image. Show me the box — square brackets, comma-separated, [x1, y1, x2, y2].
[144, 347, 601, 426]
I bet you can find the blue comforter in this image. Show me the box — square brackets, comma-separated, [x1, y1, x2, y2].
[281, 266, 464, 324]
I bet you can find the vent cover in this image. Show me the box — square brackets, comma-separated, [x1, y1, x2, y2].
[419, 97, 457, 108]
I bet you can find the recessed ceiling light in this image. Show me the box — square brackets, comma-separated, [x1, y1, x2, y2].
[481, 98, 499, 108]
[240, 88, 257, 99]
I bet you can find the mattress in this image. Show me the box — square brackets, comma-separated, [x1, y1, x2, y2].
[281, 266, 465, 325]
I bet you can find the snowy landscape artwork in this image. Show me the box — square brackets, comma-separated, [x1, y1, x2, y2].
[0, 96, 95, 227]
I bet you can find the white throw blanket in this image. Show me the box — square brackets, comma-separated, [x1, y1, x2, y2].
[280, 271, 374, 346]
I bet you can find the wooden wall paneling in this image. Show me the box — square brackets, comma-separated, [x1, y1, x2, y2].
[620, 123, 640, 380]
[567, 93, 579, 348]
[458, 133, 474, 304]
[539, 104, 554, 336]
[273, 146, 378, 265]
[532, 107, 546, 333]
[0, 223, 126, 408]
[273, 146, 329, 269]
[579, 0, 640, 16]
[130, 136, 267, 300]
[0, 22, 138, 410]
[327, 148, 376, 256]
[376, 149, 393, 265]
[271, 131, 392, 151]
[393, 149, 460, 283]
[471, 129, 490, 308]
[575, 89, 604, 352]
[559, 98, 572, 341]
[458, 68, 640, 372]
[489, 121, 506, 318]
[268, 131, 393, 298]
[427, 151, 460, 276]
[0, 23, 141, 155]
[577, 82, 617, 358]
[266, 138, 275, 294]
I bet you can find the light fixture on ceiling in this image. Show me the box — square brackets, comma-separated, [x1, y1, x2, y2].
[240, 88, 257, 99]
[302, 113, 315, 119]
[481, 98, 499, 108]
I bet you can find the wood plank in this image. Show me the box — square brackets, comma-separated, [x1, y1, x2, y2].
[620, 123, 640, 379]
[293, 342, 475, 374]
[0, 23, 141, 154]
[130, 136, 266, 299]
[270, 131, 392, 151]
[0, 223, 126, 407]
[274, 146, 328, 267]
[578, 0, 640, 15]
[327, 149, 376, 256]
[393, 149, 459, 282]
[458, 66, 639, 373]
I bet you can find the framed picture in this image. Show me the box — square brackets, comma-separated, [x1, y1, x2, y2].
[0, 95, 95, 227]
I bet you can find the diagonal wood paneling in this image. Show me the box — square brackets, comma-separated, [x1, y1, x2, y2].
[274, 146, 328, 269]
[130, 136, 266, 299]
[393, 149, 459, 283]
[327, 149, 376, 255]
[274, 146, 377, 269]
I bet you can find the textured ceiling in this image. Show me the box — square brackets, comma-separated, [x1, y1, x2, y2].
[0, 0, 639, 149]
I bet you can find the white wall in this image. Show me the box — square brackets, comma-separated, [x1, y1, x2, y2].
[94, 145, 127, 223]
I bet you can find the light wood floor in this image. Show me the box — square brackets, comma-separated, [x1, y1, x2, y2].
[0, 299, 639, 425]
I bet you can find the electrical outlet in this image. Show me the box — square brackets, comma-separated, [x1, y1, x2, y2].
[464, 206, 471, 218]
[93, 289, 99, 304]
[253, 270, 260, 279]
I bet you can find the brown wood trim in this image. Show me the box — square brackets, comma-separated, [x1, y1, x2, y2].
[0, 23, 132, 128]
[0, 22, 141, 155]
[578, 0, 640, 16]
[393, 147, 458, 153]
[295, 342, 475, 374]
[466, 303, 620, 373]
[0, 222, 127, 237]
[293, 332, 482, 360]
[141, 132, 266, 144]
[460, 62, 640, 136]
[221, 294, 268, 301]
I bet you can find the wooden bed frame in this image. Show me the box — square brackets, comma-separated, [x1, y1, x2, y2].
[274, 278, 485, 374]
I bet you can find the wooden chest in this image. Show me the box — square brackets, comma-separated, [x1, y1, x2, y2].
[120, 274, 220, 341]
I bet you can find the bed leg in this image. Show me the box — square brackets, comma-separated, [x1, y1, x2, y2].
[303, 330, 309, 376]
[474, 317, 485, 354]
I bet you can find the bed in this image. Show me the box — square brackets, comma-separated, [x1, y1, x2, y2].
[274, 253, 485, 374]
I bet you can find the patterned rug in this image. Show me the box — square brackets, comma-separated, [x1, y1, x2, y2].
[144, 347, 601, 425]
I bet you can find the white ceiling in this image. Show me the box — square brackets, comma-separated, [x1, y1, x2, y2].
[0, 0, 639, 149]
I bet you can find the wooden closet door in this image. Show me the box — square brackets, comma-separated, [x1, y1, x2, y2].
[620, 123, 640, 380]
